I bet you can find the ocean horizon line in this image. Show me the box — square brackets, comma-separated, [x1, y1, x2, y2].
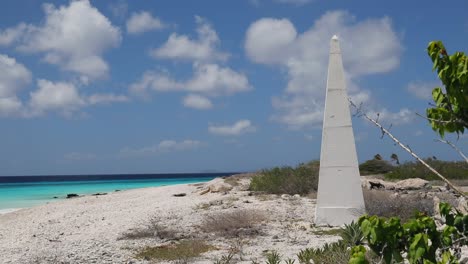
[0, 171, 242, 183]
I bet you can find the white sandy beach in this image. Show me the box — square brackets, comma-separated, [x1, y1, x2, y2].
[0, 176, 339, 263]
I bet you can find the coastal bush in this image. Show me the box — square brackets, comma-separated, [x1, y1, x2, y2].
[249, 161, 319, 195]
[201, 209, 266, 237]
[359, 159, 394, 175]
[385, 158, 468, 180]
[350, 203, 468, 264]
[363, 189, 433, 222]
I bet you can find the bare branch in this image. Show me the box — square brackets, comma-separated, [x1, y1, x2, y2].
[350, 99, 467, 199]
[435, 139, 468, 163]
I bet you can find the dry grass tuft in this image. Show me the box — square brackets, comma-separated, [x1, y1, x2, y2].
[201, 209, 267, 237]
[363, 189, 434, 222]
[118, 216, 178, 240]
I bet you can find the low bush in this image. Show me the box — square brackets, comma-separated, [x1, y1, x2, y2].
[385, 158, 468, 180]
[249, 161, 319, 195]
[363, 189, 434, 222]
[201, 209, 266, 237]
[359, 159, 394, 175]
[118, 216, 177, 240]
[350, 203, 468, 263]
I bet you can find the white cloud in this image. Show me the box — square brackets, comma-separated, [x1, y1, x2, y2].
[0, 97, 23, 117]
[245, 11, 402, 129]
[407, 81, 439, 100]
[1, 0, 121, 81]
[182, 94, 213, 110]
[126, 11, 165, 34]
[119, 139, 202, 157]
[208, 120, 256, 136]
[87, 94, 129, 105]
[24, 79, 128, 117]
[366, 108, 414, 125]
[0, 54, 32, 117]
[29, 79, 85, 114]
[0, 54, 32, 98]
[0, 23, 33, 46]
[151, 16, 228, 62]
[130, 63, 251, 97]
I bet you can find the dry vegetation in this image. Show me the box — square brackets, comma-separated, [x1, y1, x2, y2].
[201, 209, 267, 237]
[363, 189, 434, 221]
[136, 240, 214, 262]
[118, 215, 178, 241]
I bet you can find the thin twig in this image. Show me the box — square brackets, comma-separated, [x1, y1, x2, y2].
[435, 139, 468, 163]
[350, 100, 467, 199]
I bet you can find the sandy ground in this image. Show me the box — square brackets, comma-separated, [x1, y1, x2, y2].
[0, 177, 338, 264]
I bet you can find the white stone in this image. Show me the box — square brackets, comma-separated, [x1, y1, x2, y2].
[315, 36, 365, 226]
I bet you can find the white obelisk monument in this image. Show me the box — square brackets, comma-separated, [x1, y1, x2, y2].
[315, 35, 365, 226]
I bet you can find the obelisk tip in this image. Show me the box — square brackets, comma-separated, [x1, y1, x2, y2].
[331, 35, 339, 41]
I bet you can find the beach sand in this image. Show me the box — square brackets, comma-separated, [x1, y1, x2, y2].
[0, 176, 338, 263]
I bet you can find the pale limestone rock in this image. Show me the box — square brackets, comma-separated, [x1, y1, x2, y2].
[395, 178, 429, 190]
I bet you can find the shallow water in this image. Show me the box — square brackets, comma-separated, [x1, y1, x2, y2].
[0, 174, 228, 210]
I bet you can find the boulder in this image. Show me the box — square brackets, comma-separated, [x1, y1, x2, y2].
[66, 193, 79, 199]
[395, 178, 430, 191]
[198, 178, 233, 194]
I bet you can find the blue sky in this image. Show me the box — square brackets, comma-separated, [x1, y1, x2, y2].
[0, 0, 467, 176]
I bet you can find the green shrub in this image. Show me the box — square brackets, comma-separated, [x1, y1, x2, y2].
[351, 203, 468, 264]
[249, 161, 319, 195]
[359, 159, 394, 175]
[385, 158, 468, 180]
[297, 242, 350, 264]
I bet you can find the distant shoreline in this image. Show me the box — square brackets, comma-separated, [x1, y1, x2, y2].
[0, 174, 237, 211]
[0, 172, 239, 183]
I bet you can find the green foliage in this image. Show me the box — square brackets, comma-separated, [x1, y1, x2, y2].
[426, 41, 468, 137]
[359, 159, 394, 175]
[350, 203, 468, 264]
[349, 246, 368, 264]
[265, 251, 282, 264]
[249, 161, 319, 195]
[340, 221, 364, 246]
[296, 242, 350, 264]
[385, 158, 468, 180]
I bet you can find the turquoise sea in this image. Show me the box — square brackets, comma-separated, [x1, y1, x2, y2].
[0, 173, 233, 211]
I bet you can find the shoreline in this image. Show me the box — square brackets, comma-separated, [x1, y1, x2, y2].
[0, 176, 220, 213]
[0, 175, 336, 263]
[0, 208, 22, 215]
